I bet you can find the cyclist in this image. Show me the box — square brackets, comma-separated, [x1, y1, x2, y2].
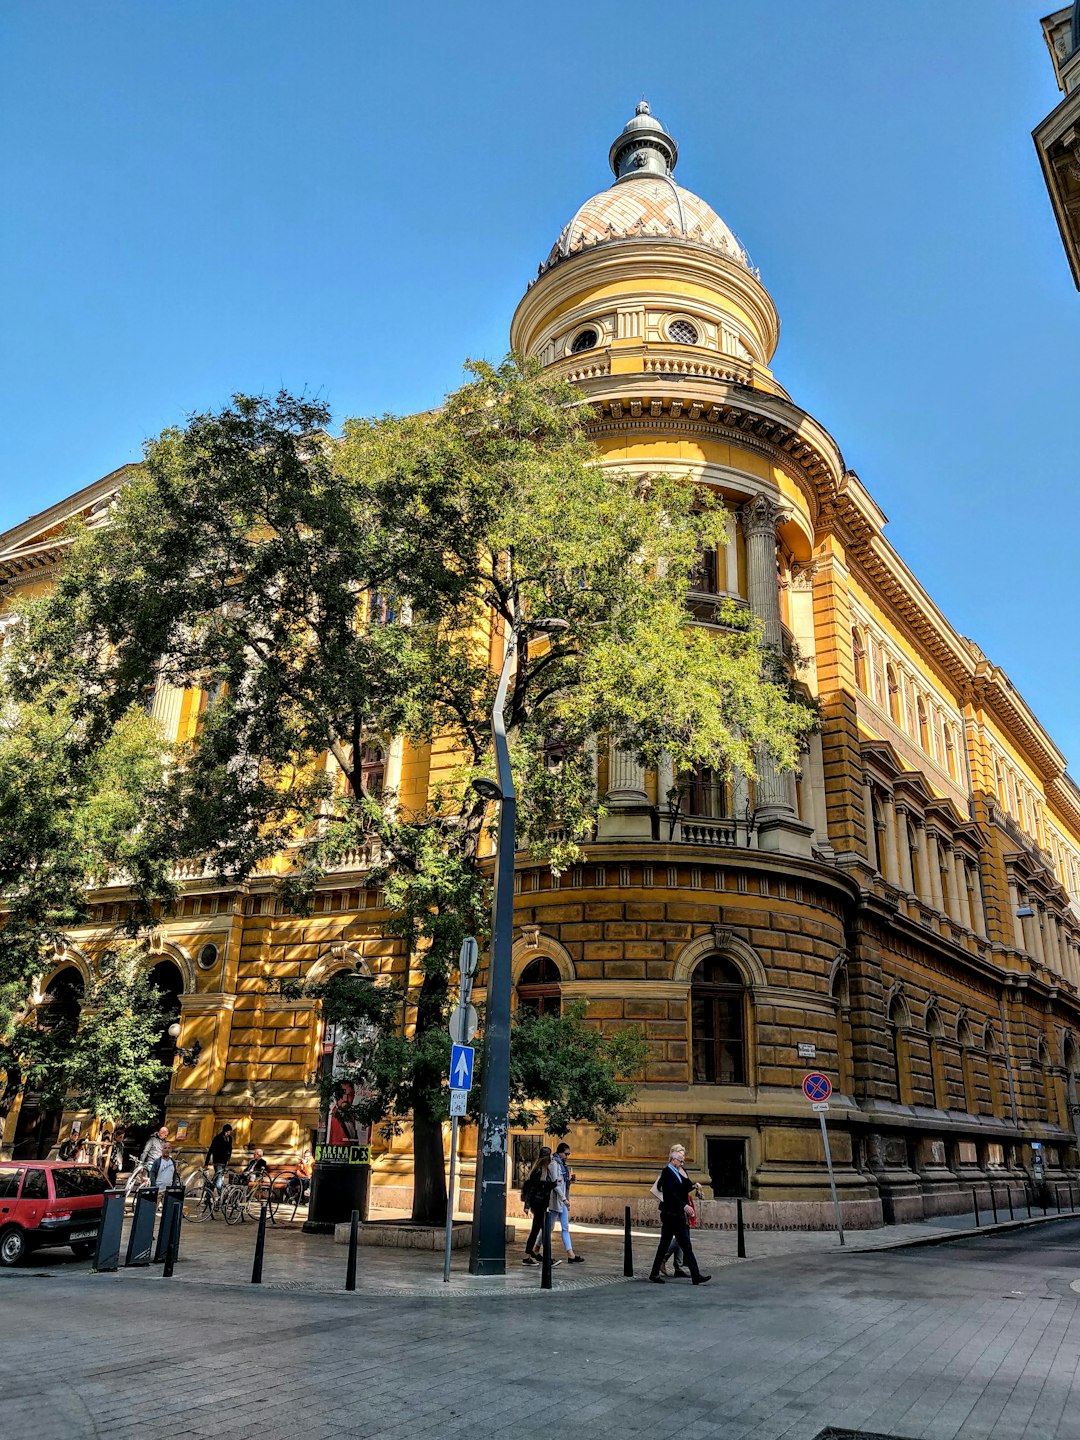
[139, 1126, 169, 1171]
[204, 1123, 234, 1192]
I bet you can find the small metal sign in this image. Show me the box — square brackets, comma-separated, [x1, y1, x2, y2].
[797, 1042, 817, 1060]
[459, 936, 479, 976]
[812, 1101, 830, 1112]
[449, 1004, 478, 1046]
[449, 1089, 468, 1117]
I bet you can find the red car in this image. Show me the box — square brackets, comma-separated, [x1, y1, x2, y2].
[0, 1161, 108, 1266]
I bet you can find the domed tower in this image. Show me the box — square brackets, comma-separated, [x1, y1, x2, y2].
[505, 107, 877, 1225]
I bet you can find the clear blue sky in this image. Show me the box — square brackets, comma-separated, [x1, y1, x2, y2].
[2, 2, 1077, 764]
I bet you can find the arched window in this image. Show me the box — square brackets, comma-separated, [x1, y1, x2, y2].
[957, 1014, 976, 1113]
[691, 955, 746, 1084]
[516, 956, 562, 1017]
[851, 628, 867, 693]
[11, 966, 86, 1159]
[925, 1002, 946, 1109]
[917, 697, 930, 752]
[889, 994, 911, 1105]
[832, 963, 853, 1096]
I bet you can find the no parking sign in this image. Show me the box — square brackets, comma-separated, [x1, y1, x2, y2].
[802, 1072, 832, 1104]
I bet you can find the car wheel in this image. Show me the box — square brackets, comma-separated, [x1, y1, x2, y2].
[71, 1241, 96, 1260]
[0, 1226, 28, 1267]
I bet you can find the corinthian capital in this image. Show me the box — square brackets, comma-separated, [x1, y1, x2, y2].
[739, 494, 790, 538]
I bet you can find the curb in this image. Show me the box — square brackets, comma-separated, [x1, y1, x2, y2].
[843, 1209, 1079, 1253]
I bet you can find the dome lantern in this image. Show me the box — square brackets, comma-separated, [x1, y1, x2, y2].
[608, 100, 678, 181]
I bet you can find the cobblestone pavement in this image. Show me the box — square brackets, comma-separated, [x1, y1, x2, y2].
[3, 1216, 1080, 1439]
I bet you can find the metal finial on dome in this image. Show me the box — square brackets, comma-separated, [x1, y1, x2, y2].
[608, 100, 678, 181]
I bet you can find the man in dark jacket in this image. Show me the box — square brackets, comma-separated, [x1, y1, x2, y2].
[205, 1124, 233, 1191]
[648, 1144, 711, 1285]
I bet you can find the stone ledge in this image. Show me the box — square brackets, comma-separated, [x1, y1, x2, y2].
[333, 1219, 515, 1250]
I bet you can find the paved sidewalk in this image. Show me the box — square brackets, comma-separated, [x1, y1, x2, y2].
[2, 1219, 1080, 1439]
[7, 1201, 1077, 1298]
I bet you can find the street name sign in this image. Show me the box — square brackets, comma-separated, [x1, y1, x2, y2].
[450, 1043, 475, 1091]
[796, 1042, 817, 1060]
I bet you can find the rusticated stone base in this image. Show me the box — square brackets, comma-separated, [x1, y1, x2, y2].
[333, 1219, 514, 1249]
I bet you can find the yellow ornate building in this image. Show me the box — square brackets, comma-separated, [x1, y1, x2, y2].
[4, 103, 1080, 1227]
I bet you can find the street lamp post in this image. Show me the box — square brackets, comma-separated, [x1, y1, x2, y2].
[469, 616, 566, 1275]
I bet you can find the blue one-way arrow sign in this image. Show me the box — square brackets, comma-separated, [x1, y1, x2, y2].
[450, 1043, 474, 1091]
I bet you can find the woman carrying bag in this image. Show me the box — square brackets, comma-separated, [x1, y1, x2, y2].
[520, 1146, 554, 1264]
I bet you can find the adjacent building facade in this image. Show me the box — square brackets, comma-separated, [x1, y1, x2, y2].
[1035, 6, 1080, 288]
[4, 101, 1080, 1227]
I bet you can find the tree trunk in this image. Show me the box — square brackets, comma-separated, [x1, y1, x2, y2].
[410, 1100, 448, 1225]
[409, 962, 449, 1225]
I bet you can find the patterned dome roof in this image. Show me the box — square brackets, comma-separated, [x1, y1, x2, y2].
[542, 172, 751, 275]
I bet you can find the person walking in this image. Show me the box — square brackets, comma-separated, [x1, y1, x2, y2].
[205, 1123, 234, 1191]
[520, 1146, 554, 1264]
[648, 1144, 710, 1285]
[550, 1141, 583, 1264]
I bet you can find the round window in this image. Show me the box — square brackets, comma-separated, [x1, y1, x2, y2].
[570, 328, 599, 354]
[197, 943, 220, 971]
[668, 319, 699, 345]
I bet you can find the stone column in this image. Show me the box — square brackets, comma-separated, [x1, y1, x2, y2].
[951, 850, 970, 929]
[926, 830, 945, 913]
[881, 793, 901, 886]
[739, 496, 813, 857]
[895, 805, 915, 893]
[597, 736, 653, 840]
[862, 775, 879, 873]
[1007, 877, 1026, 950]
[939, 840, 961, 923]
[912, 818, 931, 903]
[966, 863, 987, 938]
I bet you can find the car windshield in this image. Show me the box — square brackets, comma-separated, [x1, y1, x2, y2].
[52, 1167, 109, 1198]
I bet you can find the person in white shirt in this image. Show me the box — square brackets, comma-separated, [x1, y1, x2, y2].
[149, 1143, 177, 1191]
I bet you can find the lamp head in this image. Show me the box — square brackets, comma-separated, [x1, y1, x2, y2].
[472, 777, 504, 803]
[167, 1022, 181, 1039]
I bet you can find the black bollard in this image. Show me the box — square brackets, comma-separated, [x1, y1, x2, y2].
[1007, 1187, 1015, 1221]
[1055, 1185, 1063, 1214]
[541, 1210, 553, 1291]
[1026, 1184, 1032, 1219]
[162, 1199, 182, 1279]
[251, 1202, 267, 1284]
[736, 1196, 747, 1259]
[345, 1208, 359, 1292]
[990, 1188, 999, 1225]
[623, 1205, 633, 1278]
[972, 1188, 981, 1227]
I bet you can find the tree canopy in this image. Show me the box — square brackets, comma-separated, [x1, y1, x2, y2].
[2, 355, 816, 1213]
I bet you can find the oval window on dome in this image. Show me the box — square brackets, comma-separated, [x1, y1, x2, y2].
[668, 319, 699, 346]
[570, 327, 599, 354]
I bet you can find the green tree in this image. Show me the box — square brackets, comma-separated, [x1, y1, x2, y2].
[8, 357, 816, 1220]
[0, 690, 174, 1123]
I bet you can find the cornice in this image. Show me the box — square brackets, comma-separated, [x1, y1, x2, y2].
[584, 387, 845, 529]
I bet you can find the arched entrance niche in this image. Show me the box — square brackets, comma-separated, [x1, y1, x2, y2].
[126, 957, 186, 1158]
[12, 964, 86, 1159]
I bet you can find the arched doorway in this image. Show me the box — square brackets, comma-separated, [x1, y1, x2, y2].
[125, 960, 184, 1160]
[12, 966, 84, 1160]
